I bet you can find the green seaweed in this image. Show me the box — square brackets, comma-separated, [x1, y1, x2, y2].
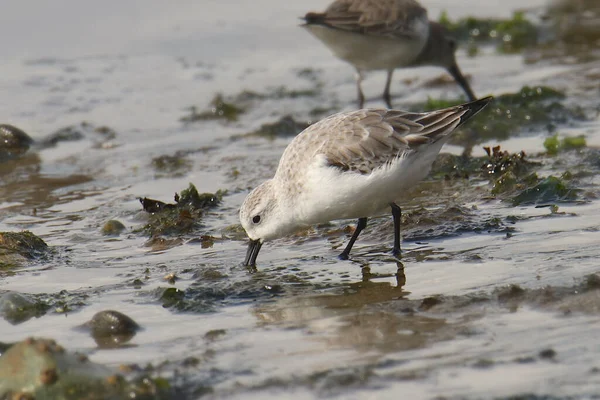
[419, 86, 585, 147]
[245, 116, 309, 139]
[401, 205, 515, 241]
[139, 184, 224, 237]
[438, 10, 538, 54]
[544, 135, 560, 155]
[431, 144, 579, 207]
[151, 153, 193, 178]
[421, 97, 463, 112]
[511, 175, 579, 206]
[176, 185, 223, 209]
[180, 94, 244, 123]
[482, 146, 534, 179]
[544, 134, 587, 155]
[430, 145, 536, 186]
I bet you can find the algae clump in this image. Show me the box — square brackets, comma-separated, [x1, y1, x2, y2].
[544, 134, 587, 155]
[438, 10, 538, 54]
[139, 183, 224, 237]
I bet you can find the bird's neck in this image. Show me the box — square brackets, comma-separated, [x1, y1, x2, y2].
[414, 22, 444, 67]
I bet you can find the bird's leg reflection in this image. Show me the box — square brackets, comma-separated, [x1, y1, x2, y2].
[360, 261, 407, 289]
[396, 261, 406, 288]
[361, 265, 372, 281]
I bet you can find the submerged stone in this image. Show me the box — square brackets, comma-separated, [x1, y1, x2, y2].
[39, 126, 85, 147]
[0, 338, 112, 397]
[0, 338, 172, 399]
[0, 231, 48, 268]
[0, 292, 49, 325]
[101, 220, 126, 236]
[0, 124, 34, 162]
[539, 348, 557, 359]
[38, 122, 119, 150]
[81, 310, 141, 349]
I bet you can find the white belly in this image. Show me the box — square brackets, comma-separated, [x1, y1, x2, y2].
[303, 24, 428, 71]
[297, 144, 445, 224]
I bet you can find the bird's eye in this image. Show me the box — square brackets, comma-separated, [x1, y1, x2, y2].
[252, 215, 261, 224]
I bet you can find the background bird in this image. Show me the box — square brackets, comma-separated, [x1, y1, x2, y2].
[302, 0, 477, 108]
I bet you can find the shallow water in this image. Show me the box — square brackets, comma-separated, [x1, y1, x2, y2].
[1, 0, 600, 398]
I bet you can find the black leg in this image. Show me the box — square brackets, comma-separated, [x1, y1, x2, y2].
[356, 70, 365, 109]
[383, 69, 394, 109]
[390, 203, 402, 257]
[339, 217, 368, 260]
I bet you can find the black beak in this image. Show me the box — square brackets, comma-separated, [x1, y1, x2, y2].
[244, 239, 263, 267]
[447, 63, 477, 102]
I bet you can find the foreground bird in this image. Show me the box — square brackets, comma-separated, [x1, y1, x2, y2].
[239, 97, 492, 267]
[302, 0, 476, 108]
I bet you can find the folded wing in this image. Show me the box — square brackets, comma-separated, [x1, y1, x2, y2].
[304, 0, 428, 39]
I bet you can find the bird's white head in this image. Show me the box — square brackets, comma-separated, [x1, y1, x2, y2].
[239, 180, 299, 266]
[240, 180, 280, 241]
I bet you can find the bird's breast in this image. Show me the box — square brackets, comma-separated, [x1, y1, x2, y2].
[304, 25, 427, 70]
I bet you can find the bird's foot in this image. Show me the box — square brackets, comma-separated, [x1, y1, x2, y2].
[391, 247, 402, 259]
[338, 251, 350, 260]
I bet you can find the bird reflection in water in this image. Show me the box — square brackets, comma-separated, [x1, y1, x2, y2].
[360, 260, 406, 288]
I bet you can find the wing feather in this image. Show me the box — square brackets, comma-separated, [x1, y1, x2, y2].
[277, 106, 469, 177]
[304, 0, 428, 39]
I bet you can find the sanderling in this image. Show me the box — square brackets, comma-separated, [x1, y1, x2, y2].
[301, 0, 476, 108]
[240, 96, 492, 267]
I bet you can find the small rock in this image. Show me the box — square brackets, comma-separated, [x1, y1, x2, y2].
[0, 292, 49, 325]
[101, 220, 126, 236]
[0, 338, 112, 395]
[585, 274, 600, 290]
[164, 273, 178, 284]
[38, 125, 84, 147]
[81, 310, 141, 349]
[0, 125, 34, 162]
[0, 337, 173, 398]
[419, 296, 443, 311]
[0, 231, 48, 259]
[204, 329, 226, 341]
[539, 348, 557, 360]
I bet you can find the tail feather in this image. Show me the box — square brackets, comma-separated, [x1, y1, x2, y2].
[455, 96, 493, 128]
[303, 12, 327, 25]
